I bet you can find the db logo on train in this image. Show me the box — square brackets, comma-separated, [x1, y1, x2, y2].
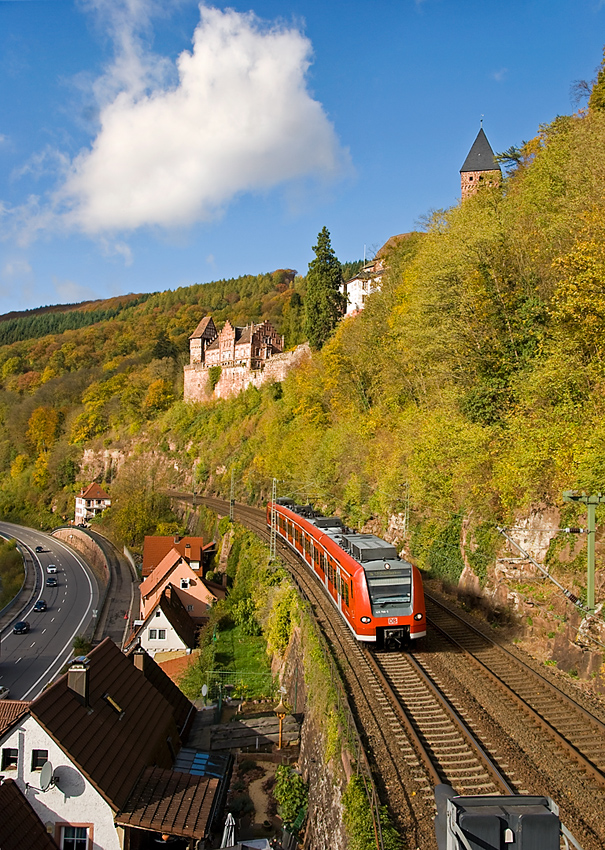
[388, 618, 398, 625]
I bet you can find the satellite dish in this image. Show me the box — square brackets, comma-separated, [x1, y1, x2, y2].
[201, 685, 208, 697]
[40, 761, 54, 792]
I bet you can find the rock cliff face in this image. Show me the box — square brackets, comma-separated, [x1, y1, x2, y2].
[183, 344, 310, 402]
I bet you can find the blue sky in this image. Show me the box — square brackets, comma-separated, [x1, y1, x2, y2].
[1, 0, 604, 314]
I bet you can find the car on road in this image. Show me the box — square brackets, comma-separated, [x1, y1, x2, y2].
[47, 564, 57, 573]
[35, 545, 44, 553]
[13, 621, 30, 634]
[0, 686, 10, 700]
[33, 599, 48, 612]
[46, 576, 58, 588]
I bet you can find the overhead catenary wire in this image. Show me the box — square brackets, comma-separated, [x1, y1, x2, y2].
[497, 526, 604, 627]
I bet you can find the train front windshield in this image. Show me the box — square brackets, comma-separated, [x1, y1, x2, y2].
[366, 568, 412, 613]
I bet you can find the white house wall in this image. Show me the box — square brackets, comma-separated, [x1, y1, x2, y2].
[0, 714, 122, 850]
[141, 608, 188, 655]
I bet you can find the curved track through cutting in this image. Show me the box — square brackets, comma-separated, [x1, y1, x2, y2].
[170, 493, 605, 848]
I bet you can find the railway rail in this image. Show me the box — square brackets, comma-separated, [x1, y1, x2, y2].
[172, 492, 605, 848]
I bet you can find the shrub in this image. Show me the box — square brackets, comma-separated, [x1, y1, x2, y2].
[208, 365, 222, 391]
[273, 765, 308, 827]
[342, 776, 402, 850]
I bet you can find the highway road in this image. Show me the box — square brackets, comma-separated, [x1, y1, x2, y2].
[0, 521, 100, 701]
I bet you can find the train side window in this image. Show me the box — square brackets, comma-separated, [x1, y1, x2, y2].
[349, 580, 353, 603]
[344, 582, 350, 605]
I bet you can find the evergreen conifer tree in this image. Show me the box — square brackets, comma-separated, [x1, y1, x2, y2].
[304, 227, 346, 350]
[589, 47, 605, 111]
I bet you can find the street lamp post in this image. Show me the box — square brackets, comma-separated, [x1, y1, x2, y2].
[274, 699, 287, 750]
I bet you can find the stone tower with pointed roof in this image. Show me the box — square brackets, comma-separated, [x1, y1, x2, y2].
[460, 127, 501, 199]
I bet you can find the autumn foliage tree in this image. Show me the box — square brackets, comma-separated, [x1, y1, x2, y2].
[27, 407, 60, 455]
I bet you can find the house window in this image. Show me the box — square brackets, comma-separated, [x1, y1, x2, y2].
[158, 630, 166, 639]
[60, 826, 89, 850]
[187, 605, 194, 612]
[156, 610, 161, 617]
[31, 749, 48, 771]
[180, 578, 189, 589]
[1, 748, 18, 770]
[149, 629, 157, 639]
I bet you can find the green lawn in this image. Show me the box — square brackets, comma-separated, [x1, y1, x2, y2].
[212, 623, 273, 700]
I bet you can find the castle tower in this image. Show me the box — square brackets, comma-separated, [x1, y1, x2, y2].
[460, 127, 501, 199]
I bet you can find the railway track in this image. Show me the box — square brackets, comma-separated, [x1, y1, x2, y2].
[424, 595, 605, 790]
[172, 492, 605, 848]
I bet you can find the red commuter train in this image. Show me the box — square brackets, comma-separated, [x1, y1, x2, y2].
[267, 498, 426, 649]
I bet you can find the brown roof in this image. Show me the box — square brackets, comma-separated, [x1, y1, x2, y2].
[189, 316, 217, 341]
[116, 766, 219, 839]
[130, 643, 194, 737]
[140, 548, 182, 599]
[79, 482, 110, 500]
[125, 586, 198, 654]
[160, 586, 199, 649]
[236, 326, 252, 344]
[0, 699, 29, 736]
[157, 654, 197, 685]
[29, 638, 192, 811]
[376, 232, 413, 258]
[142, 536, 206, 577]
[0, 779, 60, 850]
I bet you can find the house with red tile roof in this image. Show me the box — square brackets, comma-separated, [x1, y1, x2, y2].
[74, 482, 111, 525]
[142, 534, 215, 578]
[0, 640, 226, 849]
[126, 584, 199, 656]
[140, 548, 224, 623]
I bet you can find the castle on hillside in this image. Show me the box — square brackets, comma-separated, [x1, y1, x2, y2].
[184, 315, 309, 402]
[460, 127, 501, 199]
[189, 316, 284, 369]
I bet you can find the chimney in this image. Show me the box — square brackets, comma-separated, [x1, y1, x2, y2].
[184, 543, 191, 559]
[67, 657, 90, 706]
[132, 646, 151, 677]
[174, 535, 180, 544]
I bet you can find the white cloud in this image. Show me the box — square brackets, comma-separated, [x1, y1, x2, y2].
[2, 258, 33, 280]
[492, 67, 508, 83]
[58, 4, 346, 234]
[53, 275, 99, 304]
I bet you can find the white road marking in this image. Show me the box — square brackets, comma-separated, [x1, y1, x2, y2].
[16, 658, 21, 664]
[42, 629, 46, 634]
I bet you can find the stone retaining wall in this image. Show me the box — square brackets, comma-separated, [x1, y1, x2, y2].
[52, 528, 109, 587]
[278, 626, 349, 850]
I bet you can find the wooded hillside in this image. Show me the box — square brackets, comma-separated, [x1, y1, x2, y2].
[2, 66, 605, 605]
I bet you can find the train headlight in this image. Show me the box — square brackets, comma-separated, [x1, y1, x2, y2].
[414, 613, 423, 621]
[360, 616, 371, 624]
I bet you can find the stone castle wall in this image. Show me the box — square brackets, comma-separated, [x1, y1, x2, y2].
[184, 343, 310, 403]
[461, 169, 500, 199]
